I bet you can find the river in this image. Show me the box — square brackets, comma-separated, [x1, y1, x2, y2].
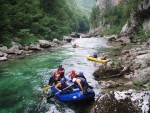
[0, 38, 110, 113]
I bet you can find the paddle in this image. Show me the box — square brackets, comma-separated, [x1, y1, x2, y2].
[47, 83, 74, 99]
[41, 86, 52, 91]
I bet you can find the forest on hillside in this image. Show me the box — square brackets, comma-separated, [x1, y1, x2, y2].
[0, 0, 91, 46]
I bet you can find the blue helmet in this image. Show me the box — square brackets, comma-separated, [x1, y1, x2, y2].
[60, 78, 65, 83]
[79, 72, 83, 75]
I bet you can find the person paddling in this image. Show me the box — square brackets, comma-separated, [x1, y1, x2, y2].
[72, 77, 89, 94]
[55, 78, 72, 93]
[57, 65, 65, 78]
[48, 71, 57, 86]
[69, 70, 77, 79]
[76, 71, 86, 80]
[101, 53, 107, 60]
[93, 51, 98, 58]
[48, 71, 60, 86]
[101, 53, 108, 68]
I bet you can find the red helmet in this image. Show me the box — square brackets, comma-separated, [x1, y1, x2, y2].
[52, 71, 56, 75]
[72, 70, 75, 73]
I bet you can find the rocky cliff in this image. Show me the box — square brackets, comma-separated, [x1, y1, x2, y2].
[120, 0, 150, 36]
[92, 0, 150, 36]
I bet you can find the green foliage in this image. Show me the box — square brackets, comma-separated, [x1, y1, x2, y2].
[133, 79, 148, 89]
[16, 29, 37, 45]
[90, 0, 140, 34]
[130, 28, 150, 41]
[0, 0, 90, 45]
[73, 0, 94, 18]
[90, 6, 101, 28]
[102, 27, 121, 35]
[145, 59, 150, 67]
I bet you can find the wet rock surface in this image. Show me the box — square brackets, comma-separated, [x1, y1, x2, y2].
[93, 64, 129, 80]
[92, 90, 150, 113]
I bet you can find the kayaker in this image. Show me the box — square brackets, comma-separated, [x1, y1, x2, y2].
[69, 70, 77, 79]
[57, 65, 65, 78]
[101, 53, 108, 68]
[101, 53, 107, 60]
[55, 78, 72, 93]
[93, 51, 98, 58]
[76, 71, 86, 80]
[72, 78, 89, 94]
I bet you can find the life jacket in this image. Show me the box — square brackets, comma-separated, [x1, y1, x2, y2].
[93, 53, 97, 58]
[56, 74, 60, 80]
[70, 73, 76, 79]
[58, 68, 64, 74]
[60, 82, 68, 89]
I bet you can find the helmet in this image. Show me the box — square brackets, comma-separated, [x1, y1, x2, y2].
[94, 51, 96, 53]
[72, 70, 75, 73]
[60, 78, 65, 83]
[72, 78, 77, 82]
[59, 65, 62, 67]
[79, 72, 83, 75]
[52, 71, 56, 75]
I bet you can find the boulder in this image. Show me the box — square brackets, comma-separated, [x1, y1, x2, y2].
[29, 44, 41, 51]
[51, 43, 59, 47]
[63, 36, 72, 43]
[100, 80, 119, 88]
[70, 32, 80, 38]
[7, 45, 23, 55]
[116, 36, 131, 43]
[11, 41, 22, 48]
[93, 66, 123, 80]
[0, 46, 9, 53]
[0, 51, 4, 57]
[19, 46, 29, 51]
[0, 56, 7, 61]
[106, 35, 117, 41]
[38, 40, 51, 48]
[53, 38, 61, 45]
[93, 91, 139, 113]
[81, 34, 91, 38]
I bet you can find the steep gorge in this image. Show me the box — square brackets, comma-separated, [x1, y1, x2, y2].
[90, 0, 150, 38]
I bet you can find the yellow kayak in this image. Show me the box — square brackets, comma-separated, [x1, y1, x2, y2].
[87, 56, 109, 63]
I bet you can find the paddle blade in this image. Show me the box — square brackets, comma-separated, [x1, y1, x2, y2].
[41, 86, 49, 91]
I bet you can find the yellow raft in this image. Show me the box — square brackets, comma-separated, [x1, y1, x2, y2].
[87, 55, 109, 63]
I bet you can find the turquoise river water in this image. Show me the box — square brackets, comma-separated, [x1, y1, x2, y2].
[0, 38, 110, 113]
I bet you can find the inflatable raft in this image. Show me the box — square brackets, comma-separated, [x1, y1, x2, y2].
[51, 86, 95, 102]
[87, 55, 109, 63]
